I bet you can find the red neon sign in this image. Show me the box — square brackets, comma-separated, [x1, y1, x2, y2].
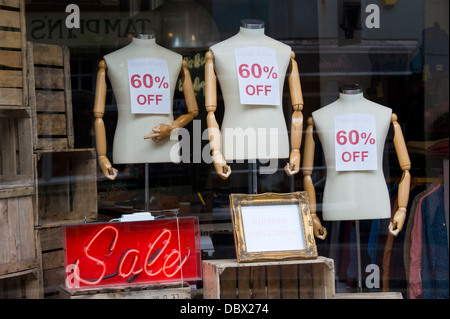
[63, 217, 201, 290]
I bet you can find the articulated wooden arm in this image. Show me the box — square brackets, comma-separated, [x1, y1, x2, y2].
[204, 51, 231, 180]
[302, 117, 327, 240]
[388, 113, 411, 237]
[94, 60, 118, 180]
[144, 60, 199, 141]
[285, 52, 304, 176]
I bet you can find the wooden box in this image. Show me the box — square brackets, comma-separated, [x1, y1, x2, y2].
[27, 42, 74, 150]
[59, 283, 192, 299]
[35, 148, 97, 226]
[0, 195, 37, 276]
[0, 271, 40, 299]
[333, 292, 403, 299]
[0, 195, 42, 299]
[202, 257, 335, 299]
[36, 224, 65, 298]
[0, 115, 34, 197]
[0, 0, 28, 106]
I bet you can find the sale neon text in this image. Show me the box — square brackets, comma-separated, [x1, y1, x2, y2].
[64, 218, 201, 289]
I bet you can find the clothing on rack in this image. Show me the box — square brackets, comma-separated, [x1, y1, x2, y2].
[381, 184, 425, 293]
[408, 183, 437, 298]
[421, 185, 448, 299]
[404, 182, 448, 299]
[403, 184, 433, 296]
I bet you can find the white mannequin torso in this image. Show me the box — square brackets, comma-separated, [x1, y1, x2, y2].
[210, 25, 291, 161]
[104, 36, 182, 164]
[312, 91, 392, 220]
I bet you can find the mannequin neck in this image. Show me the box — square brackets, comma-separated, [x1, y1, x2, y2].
[339, 92, 364, 103]
[132, 35, 156, 48]
[239, 26, 265, 38]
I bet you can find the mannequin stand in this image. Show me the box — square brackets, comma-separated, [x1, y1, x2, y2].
[145, 163, 150, 212]
[252, 162, 258, 194]
[355, 220, 362, 293]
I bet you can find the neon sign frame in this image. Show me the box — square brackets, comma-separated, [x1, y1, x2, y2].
[63, 217, 201, 290]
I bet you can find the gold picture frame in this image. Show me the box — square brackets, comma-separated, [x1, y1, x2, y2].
[229, 192, 318, 263]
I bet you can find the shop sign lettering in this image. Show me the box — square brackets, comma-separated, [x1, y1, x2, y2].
[65, 4, 80, 29]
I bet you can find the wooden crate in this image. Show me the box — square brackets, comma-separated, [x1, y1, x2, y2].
[35, 148, 97, 226]
[35, 223, 66, 298]
[27, 42, 74, 150]
[0, 270, 41, 299]
[0, 194, 42, 299]
[0, 115, 34, 197]
[0, 195, 37, 275]
[202, 257, 335, 299]
[0, 0, 28, 106]
[333, 292, 403, 299]
[59, 283, 192, 299]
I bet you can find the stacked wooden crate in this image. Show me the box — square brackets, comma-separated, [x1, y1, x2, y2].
[0, 0, 42, 298]
[25, 42, 98, 298]
[202, 257, 336, 299]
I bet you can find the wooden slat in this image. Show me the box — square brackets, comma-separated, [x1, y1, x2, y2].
[334, 292, 403, 299]
[237, 267, 251, 299]
[37, 113, 67, 136]
[0, 261, 38, 278]
[0, 9, 20, 29]
[1, 119, 16, 176]
[0, 0, 20, 8]
[26, 41, 38, 147]
[0, 88, 23, 105]
[0, 30, 21, 49]
[312, 263, 327, 299]
[42, 250, 64, 271]
[34, 67, 65, 90]
[31, 43, 63, 66]
[17, 196, 35, 261]
[299, 263, 314, 299]
[0, 50, 22, 68]
[0, 70, 23, 88]
[36, 138, 68, 150]
[60, 284, 191, 299]
[72, 156, 97, 215]
[16, 114, 33, 175]
[0, 185, 33, 199]
[35, 91, 65, 112]
[281, 264, 298, 299]
[0, 198, 14, 265]
[0, 196, 36, 270]
[250, 266, 266, 299]
[266, 265, 280, 299]
[220, 268, 236, 299]
[38, 227, 64, 252]
[62, 46, 74, 148]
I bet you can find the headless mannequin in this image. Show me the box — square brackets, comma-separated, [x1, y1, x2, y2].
[205, 19, 305, 181]
[94, 34, 198, 180]
[302, 85, 411, 237]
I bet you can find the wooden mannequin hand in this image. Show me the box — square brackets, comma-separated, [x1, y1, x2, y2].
[312, 215, 327, 240]
[212, 151, 231, 180]
[146, 124, 173, 142]
[388, 207, 407, 237]
[284, 149, 300, 176]
[98, 155, 118, 180]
